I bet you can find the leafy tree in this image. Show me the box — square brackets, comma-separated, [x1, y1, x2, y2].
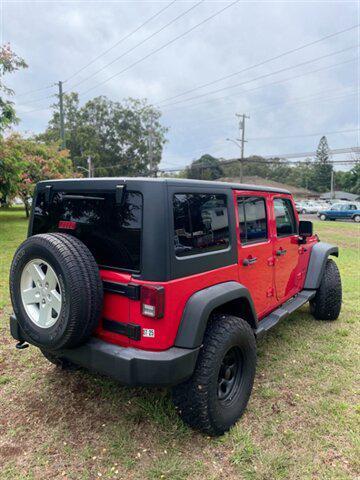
[335, 161, 360, 195]
[0, 44, 28, 133]
[40, 94, 168, 176]
[0, 134, 73, 216]
[0, 138, 21, 206]
[186, 154, 223, 180]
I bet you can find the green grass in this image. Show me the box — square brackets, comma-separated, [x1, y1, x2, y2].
[0, 208, 359, 480]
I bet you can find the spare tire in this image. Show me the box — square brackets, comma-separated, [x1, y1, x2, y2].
[10, 233, 103, 350]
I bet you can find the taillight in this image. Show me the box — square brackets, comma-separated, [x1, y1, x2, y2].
[58, 220, 77, 230]
[140, 285, 164, 319]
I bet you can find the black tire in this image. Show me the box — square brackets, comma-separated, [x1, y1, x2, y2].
[41, 349, 77, 370]
[310, 259, 342, 321]
[172, 315, 256, 436]
[10, 233, 103, 350]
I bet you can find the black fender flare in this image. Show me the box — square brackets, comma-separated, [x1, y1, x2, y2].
[174, 281, 257, 349]
[304, 242, 339, 290]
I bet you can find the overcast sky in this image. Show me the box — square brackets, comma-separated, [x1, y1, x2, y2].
[1, 0, 359, 170]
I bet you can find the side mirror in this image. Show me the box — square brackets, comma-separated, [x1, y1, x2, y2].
[299, 220, 313, 237]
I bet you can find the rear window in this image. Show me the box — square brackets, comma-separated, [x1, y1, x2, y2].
[32, 190, 142, 272]
[173, 193, 230, 257]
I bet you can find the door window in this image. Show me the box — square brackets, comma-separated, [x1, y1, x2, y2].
[238, 196, 268, 244]
[274, 198, 297, 237]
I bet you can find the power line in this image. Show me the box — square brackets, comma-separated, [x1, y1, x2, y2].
[86, 151, 360, 172]
[157, 23, 359, 105]
[15, 93, 56, 107]
[176, 87, 356, 133]
[14, 84, 55, 98]
[247, 128, 359, 142]
[79, 0, 240, 97]
[17, 106, 52, 115]
[162, 57, 357, 112]
[262, 146, 360, 159]
[68, 0, 204, 90]
[158, 154, 359, 172]
[160, 44, 358, 108]
[64, 0, 177, 84]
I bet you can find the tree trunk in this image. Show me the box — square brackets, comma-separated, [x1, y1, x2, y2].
[24, 200, 30, 218]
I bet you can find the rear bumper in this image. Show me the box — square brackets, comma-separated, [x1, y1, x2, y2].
[10, 314, 199, 386]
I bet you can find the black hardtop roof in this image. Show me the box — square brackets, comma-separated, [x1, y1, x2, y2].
[38, 177, 291, 195]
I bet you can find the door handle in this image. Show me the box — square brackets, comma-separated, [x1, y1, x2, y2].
[276, 249, 287, 256]
[243, 257, 258, 266]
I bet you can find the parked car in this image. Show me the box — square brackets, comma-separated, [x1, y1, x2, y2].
[9, 178, 342, 436]
[296, 201, 318, 214]
[318, 203, 360, 222]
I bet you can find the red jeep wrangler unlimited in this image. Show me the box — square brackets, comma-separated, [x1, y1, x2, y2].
[9, 178, 342, 435]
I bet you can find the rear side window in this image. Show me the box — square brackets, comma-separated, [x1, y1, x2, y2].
[173, 193, 230, 257]
[238, 196, 267, 244]
[274, 198, 297, 236]
[32, 190, 142, 272]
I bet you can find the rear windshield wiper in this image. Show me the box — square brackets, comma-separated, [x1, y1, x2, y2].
[61, 194, 105, 201]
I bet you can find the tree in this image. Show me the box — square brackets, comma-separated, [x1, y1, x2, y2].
[186, 154, 223, 180]
[0, 138, 22, 206]
[0, 134, 74, 216]
[0, 44, 28, 133]
[39, 94, 168, 176]
[335, 161, 360, 195]
[309, 136, 333, 192]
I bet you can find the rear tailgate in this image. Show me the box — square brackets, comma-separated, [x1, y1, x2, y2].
[31, 182, 143, 345]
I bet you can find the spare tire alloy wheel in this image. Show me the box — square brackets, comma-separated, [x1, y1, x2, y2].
[20, 259, 62, 329]
[10, 233, 103, 351]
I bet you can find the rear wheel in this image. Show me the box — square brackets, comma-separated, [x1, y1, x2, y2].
[172, 315, 256, 436]
[310, 259, 342, 321]
[319, 214, 327, 221]
[353, 215, 360, 223]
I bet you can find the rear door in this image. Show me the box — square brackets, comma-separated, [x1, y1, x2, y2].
[272, 196, 301, 302]
[32, 186, 144, 347]
[235, 192, 277, 317]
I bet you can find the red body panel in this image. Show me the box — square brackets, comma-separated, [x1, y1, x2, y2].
[95, 190, 316, 351]
[96, 264, 239, 351]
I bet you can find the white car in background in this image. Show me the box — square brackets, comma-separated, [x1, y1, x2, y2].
[296, 201, 319, 214]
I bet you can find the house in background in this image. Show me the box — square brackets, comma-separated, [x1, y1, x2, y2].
[320, 191, 360, 202]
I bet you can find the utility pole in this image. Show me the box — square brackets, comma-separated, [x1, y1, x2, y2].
[87, 156, 92, 178]
[58, 81, 66, 150]
[236, 113, 249, 183]
[148, 113, 156, 177]
[330, 170, 335, 199]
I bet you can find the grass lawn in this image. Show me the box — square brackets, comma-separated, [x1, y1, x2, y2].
[0, 207, 359, 480]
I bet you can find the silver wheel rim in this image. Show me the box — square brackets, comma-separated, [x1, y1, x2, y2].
[20, 259, 62, 328]
[355, 216, 360, 223]
[321, 215, 325, 220]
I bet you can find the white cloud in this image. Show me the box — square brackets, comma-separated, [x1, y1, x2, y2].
[2, 0, 358, 170]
